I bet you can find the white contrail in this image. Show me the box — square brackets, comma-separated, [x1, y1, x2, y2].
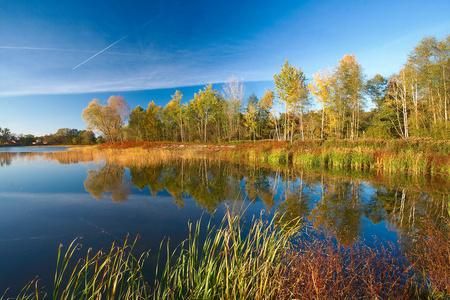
[72, 16, 158, 70]
[72, 2, 178, 70]
[72, 35, 129, 70]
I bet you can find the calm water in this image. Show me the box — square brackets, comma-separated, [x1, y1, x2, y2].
[0, 151, 448, 295]
[0, 146, 70, 153]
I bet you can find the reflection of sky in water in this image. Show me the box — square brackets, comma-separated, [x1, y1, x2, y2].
[0, 152, 446, 296]
[0, 157, 88, 193]
[0, 146, 69, 153]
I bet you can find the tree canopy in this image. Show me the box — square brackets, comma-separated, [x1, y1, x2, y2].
[82, 96, 130, 143]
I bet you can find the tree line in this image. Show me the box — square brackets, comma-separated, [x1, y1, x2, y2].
[82, 35, 448, 143]
[0, 126, 98, 146]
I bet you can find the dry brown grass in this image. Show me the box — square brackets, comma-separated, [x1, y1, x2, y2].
[407, 216, 450, 299]
[35, 146, 204, 167]
[279, 230, 420, 300]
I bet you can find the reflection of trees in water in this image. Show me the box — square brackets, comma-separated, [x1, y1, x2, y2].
[371, 184, 450, 249]
[84, 163, 133, 202]
[311, 178, 365, 246]
[276, 170, 313, 225]
[129, 159, 253, 212]
[0, 152, 42, 166]
[82, 158, 449, 246]
[0, 153, 14, 167]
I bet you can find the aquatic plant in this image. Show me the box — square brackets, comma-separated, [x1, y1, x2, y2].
[1, 235, 149, 300]
[153, 212, 300, 299]
[279, 231, 419, 299]
[407, 215, 450, 299]
[218, 139, 450, 176]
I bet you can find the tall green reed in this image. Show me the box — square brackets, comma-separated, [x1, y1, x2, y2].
[3, 235, 150, 300]
[153, 212, 301, 300]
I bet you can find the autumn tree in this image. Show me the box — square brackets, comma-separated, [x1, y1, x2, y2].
[404, 35, 450, 138]
[244, 93, 259, 140]
[146, 101, 163, 141]
[257, 89, 273, 139]
[81, 130, 96, 144]
[260, 89, 280, 140]
[222, 76, 245, 141]
[366, 74, 388, 111]
[364, 74, 394, 138]
[126, 106, 147, 141]
[385, 72, 410, 138]
[53, 128, 80, 144]
[189, 84, 221, 142]
[309, 69, 333, 139]
[274, 60, 308, 141]
[172, 91, 185, 142]
[82, 96, 130, 143]
[332, 54, 365, 139]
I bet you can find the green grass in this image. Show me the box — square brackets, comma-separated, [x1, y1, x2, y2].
[2, 235, 150, 300]
[215, 139, 450, 176]
[153, 212, 300, 299]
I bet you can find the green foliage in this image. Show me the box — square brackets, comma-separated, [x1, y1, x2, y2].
[274, 60, 309, 141]
[0, 127, 12, 144]
[6, 236, 149, 300]
[365, 74, 388, 110]
[188, 84, 223, 143]
[153, 211, 301, 299]
[19, 134, 36, 146]
[267, 149, 289, 166]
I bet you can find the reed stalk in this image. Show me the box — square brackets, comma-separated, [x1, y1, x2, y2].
[153, 211, 301, 299]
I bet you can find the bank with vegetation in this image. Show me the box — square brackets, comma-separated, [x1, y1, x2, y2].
[92, 138, 450, 177]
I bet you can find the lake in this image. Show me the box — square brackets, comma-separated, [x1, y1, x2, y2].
[0, 147, 448, 296]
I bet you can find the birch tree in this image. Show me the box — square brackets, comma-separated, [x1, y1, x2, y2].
[222, 76, 245, 140]
[309, 69, 333, 139]
[274, 60, 308, 141]
[190, 84, 220, 142]
[333, 54, 365, 139]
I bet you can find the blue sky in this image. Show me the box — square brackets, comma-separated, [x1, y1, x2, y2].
[1, 0, 449, 136]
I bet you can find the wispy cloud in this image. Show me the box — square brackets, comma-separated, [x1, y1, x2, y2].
[0, 46, 96, 53]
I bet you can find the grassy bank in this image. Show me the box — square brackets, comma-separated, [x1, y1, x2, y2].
[4, 212, 450, 299]
[214, 138, 450, 176]
[74, 139, 450, 175]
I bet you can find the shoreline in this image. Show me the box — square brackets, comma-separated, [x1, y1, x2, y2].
[92, 139, 450, 176]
